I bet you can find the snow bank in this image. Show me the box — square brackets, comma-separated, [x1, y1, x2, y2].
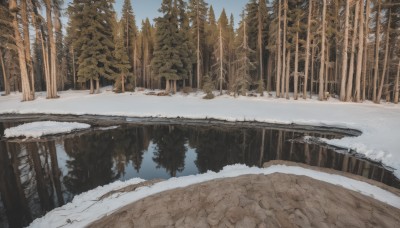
[28, 164, 400, 228]
[0, 89, 399, 177]
[3, 121, 90, 138]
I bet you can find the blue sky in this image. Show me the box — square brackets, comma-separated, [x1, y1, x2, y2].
[64, 0, 248, 29]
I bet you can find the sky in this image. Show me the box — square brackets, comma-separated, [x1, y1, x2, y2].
[64, 0, 248, 29]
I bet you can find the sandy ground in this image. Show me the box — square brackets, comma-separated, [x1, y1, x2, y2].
[89, 162, 400, 228]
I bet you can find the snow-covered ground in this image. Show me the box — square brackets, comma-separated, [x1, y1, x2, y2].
[0, 89, 399, 177]
[3, 121, 90, 138]
[28, 164, 400, 228]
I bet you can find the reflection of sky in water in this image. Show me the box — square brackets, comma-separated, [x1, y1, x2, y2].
[120, 142, 198, 180]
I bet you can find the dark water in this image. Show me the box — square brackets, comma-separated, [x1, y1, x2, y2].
[0, 119, 397, 228]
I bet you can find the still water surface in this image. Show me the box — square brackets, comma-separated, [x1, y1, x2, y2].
[0, 118, 397, 227]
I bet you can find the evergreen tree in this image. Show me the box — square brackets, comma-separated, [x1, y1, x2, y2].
[121, 0, 138, 78]
[71, 0, 116, 94]
[152, 0, 184, 93]
[234, 13, 256, 96]
[177, 0, 195, 86]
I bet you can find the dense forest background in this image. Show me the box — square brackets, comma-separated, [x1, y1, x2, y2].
[0, 0, 399, 103]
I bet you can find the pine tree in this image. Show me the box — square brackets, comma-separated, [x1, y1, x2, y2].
[70, 0, 116, 94]
[234, 13, 256, 96]
[152, 0, 184, 93]
[177, 0, 195, 88]
[121, 0, 138, 81]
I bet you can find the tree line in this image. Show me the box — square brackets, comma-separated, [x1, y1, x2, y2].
[0, 0, 399, 104]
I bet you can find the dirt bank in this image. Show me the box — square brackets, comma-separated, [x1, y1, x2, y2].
[90, 165, 400, 227]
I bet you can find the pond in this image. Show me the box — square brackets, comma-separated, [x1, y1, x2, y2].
[0, 115, 398, 228]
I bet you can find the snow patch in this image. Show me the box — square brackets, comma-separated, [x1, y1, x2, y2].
[3, 121, 90, 138]
[28, 164, 400, 228]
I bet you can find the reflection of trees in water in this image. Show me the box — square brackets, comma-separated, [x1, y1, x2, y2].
[0, 142, 31, 228]
[63, 131, 116, 194]
[0, 139, 64, 228]
[152, 126, 187, 177]
[112, 127, 150, 176]
[63, 126, 151, 193]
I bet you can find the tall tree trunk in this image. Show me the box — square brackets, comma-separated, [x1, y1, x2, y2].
[324, 42, 329, 95]
[258, 3, 263, 95]
[21, 0, 35, 98]
[373, 0, 381, 102]
[303, 0, 312, 99]
[10, 0, 33, 101]
[285, 50, 290, 99]
[96, 79, 100, 94]
[196, 3, 201, 90]
[0, 49, 10, 95]
[355, 0, 364, 102]
[45, 0, 58, 98]
[71, 48, 76, 89]
[90, 78, 94, 94]
[134, 40, 138, 87]
[294, 21, 299, 100]
[165, 79, 170, 93]
[121, 75, 125, 92]
[346, 2, 359, 101]
[310, 40, 315, 98]
[267, 55, 272, 93]
[281, 0, 287, 98]
[376, 8, 391, 104]
[362, 0, 370, 101]
[395, 59, 400, 104]
[340, 0, 350, 101]
[219, 25, 223, 95]
[318, 0, 326, 101]
[276, 0, 282, 97]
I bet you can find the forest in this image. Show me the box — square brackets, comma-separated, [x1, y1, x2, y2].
[0, 0, 399, 103]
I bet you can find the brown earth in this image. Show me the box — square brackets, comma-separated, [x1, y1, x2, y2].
[89, 162, 400, 228]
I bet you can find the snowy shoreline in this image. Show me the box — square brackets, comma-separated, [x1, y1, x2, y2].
[0, 89, 400, 177]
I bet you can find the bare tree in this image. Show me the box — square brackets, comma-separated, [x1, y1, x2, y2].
[303, 0, 312, 99]
[346, 2, 360, 101]
[361, 0, 371, 101]
[355, 0, 364, 102]
[340, 0, 350, 101]
[373, 0, 381, 102]
[376, 5, 391, 104]
[318, 0, 326, 101]
[275, 0, 282, 98]
[395, 59, 400, 104]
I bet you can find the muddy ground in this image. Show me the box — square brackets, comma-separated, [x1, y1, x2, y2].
[90, 162, 400, 228]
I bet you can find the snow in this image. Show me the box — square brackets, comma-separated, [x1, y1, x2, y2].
[0, 89, 399, 177]
[3, 121, 90, 138]
[28, 164, 400, 228]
